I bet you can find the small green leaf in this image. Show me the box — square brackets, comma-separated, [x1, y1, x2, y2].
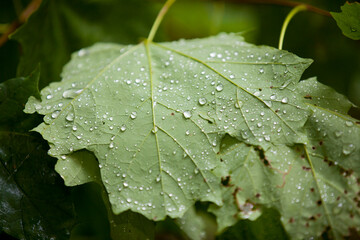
[55, 150, 101, 186]
[331, 2, 360, 40]
[217, 208, 289, 240]
[0, 66, 40, 126]
[174, 206, 206, 240]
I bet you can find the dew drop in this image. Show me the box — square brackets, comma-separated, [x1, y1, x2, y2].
[109, 142, 114, 149]
[130, 112, 137, 119]
[198, 97, 207, 106]
[72, 125, 77, 131]
[66, 113, 74, 121]
[78, 49, 87, 57]
[152, 126, 158, 133]
[241, 130, 249, 139]
[235, 101, 243, 108]
[123, 182, 129, 187]
[335, 131, 343, 138]
[216, 84, 223, 92]
[343, 144, 355, 155]
[229, 74, 235, 79]
[51, 111, 60, 119]
[345, 121, 353, 127]
[46, 94, 53, 100]
[254, 91, 261, 97]
[126, 198, 132, 203]
[281, 97, 288, 104]
[35, 104, 42, 110]
[120, 125, 127, 132]
[183, 111, 192, 119]
[194, 168, 199, 174]
[259, 68, 264, 74]
[185, 130, 190, 136]
[156, 176, 161, 182]
[62, 89, 82, 99]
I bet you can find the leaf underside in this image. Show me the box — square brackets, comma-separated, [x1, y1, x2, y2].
[25, 33, 360, 238]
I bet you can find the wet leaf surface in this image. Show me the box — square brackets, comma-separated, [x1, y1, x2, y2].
[24, 33, 360, 239]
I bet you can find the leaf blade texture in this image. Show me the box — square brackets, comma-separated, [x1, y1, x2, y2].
[26, 33, 314, 221]
[331, 2, 360, 40]
[210, 78, 360, 239]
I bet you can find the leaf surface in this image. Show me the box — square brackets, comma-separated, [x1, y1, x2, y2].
[25, 33, 313, 220]
[331, 2, 360, 40]
[210, 78, 360, 239]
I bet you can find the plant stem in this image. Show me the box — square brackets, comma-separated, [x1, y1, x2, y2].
[148, 0, 176, 42]
[0, 0, 42, 47]
[278, 4, 307, 50]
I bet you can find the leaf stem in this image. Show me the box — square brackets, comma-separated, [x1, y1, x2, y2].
[147, 0, 175, 42]
[278, 4, 307, 50]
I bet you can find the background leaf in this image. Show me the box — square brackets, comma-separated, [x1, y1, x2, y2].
[0, 68, 76, 239]
[331, 2, 360, 40]
[10, 0, 158, 89]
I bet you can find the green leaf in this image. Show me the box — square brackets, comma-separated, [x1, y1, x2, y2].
[217, 208, 289, 240]
[25, 33, 313, 221]
[210, 78, 360, 239]
[11, 0, 158, 89]
[174, 206, 206, 240]
[331, 2, 360, 40]
[0, 66, 40, 126]
[55, 150, 101, 186]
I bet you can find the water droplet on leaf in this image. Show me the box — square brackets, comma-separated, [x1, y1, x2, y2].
[216, 84, 223, 92]
[183, 111, 192, 119]
[198, 97, 207, 105]
[343, 144, 355, 155]
[130, 112, 137, 119]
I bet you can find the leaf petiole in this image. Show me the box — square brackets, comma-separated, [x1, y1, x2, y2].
[147, 0, 176, 42]
[278, 4, 307, 50]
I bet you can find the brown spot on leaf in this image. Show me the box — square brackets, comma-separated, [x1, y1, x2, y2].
[221, 176, 232, 187]
[171, 112, 174, 116]
[304, 95, 312, 100]
[302, 166, 311, 171]
[340, 168, 353, 177]
[317, 200, 322, 206]
[310, 188, 315, 192]
[255, 193, 261, 198]
[289, 217, 294, 223]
